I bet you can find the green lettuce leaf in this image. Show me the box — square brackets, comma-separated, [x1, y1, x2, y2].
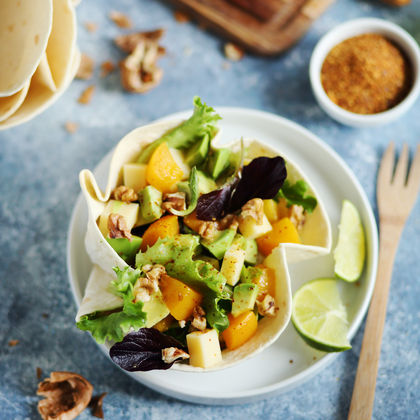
[202, 293, 231, 332]
[276, 180, 317, 213]
[135, 235, 231, 296]
[138, 97, 221, 163]
[170, 167, 199, 216]
[76, 267, 147, 344]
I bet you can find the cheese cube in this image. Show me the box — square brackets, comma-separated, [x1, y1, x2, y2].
[187, 329, 222, 368]
[123, 163, 147, 192]
[221, 240, 246, 286]
[238, 213, 272, 239]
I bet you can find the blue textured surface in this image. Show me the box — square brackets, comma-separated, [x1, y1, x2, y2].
[1, 0, 420, 418]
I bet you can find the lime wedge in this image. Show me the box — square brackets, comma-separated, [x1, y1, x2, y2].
[292, 278, 351, 352]
[334, 200, 365, 282]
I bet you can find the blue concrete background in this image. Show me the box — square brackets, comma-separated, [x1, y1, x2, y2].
[1, 0, 419, 418]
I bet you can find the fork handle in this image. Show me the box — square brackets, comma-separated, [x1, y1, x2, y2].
[348, 223, 402, 420]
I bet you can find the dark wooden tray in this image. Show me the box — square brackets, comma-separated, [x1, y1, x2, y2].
[165, 0, 335, 56]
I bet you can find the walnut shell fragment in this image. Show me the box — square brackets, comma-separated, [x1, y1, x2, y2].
[115, 29, 165, 94]
[37, 371, 93, 420]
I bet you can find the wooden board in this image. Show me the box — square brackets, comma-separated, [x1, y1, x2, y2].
[165, 0, 335, 56]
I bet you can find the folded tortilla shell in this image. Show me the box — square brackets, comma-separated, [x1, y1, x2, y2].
[0, 0, 53, 96]
[78, 118, 332, 372]
[0, 81, 30, 122]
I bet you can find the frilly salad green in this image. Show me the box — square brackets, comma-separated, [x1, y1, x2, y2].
[77, 97, 333, 372]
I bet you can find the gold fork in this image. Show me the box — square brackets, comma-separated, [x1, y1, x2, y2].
[348, 143, 420, 420]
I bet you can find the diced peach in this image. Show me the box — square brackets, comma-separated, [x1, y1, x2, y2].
[146, 142, 184, 193]
[140, 215, 179, 251]
[254, 265, 276, 301]
[256, 217, 300, 256]
[159, 274, 203, 321]
[222, 311, 258, 350]
[183, 210, 207, 233]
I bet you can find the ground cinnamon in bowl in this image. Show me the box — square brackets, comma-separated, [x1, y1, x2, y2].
[321, 33, 412, 114]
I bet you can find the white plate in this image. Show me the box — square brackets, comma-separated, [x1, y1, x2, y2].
[67, 108, 378, 405]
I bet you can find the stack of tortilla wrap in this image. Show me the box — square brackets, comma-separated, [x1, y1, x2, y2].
[0, 0, 80, 130]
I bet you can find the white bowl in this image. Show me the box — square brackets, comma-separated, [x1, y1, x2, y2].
[310, 18, 420, 128]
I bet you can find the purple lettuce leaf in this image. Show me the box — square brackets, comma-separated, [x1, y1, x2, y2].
[109, 328, 186, 371]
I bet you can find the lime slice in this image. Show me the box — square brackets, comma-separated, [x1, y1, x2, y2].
[334, 200, 365, 282]
[292, 278, 351, 352]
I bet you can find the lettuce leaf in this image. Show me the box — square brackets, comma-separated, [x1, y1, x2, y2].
[170, 167, 199, 216]
[276, 180, 317, 213]
[202, 293, 230, 332]
[137, 96, 221, 163]
[76, 267, 147, 344]
[135, 234, 230, 298]
[135, 235, 232, 331]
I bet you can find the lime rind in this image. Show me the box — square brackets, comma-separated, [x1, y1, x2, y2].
[292, 278, 351, 353]
[334, 200, 366, 282]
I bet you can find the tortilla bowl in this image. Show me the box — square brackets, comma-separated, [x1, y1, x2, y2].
[76, 118, 332, 372]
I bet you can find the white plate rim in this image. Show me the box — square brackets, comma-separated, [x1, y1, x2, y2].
[66, 107, 378, 404]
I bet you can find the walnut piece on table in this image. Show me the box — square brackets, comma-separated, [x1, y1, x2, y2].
[115, 30, 166, 94]
[76, 53, 94, 80]
[37, 371, 93, 420]
[64, 121, 78, 134]
[77, 85, 95, 105]
[224, 42, 244, 61]
[84, 22, 98, 33]
[109, 10, 132, 29]
[100, 61, 115, 78]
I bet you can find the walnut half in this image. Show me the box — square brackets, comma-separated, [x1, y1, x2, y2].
[162, 347, 190, 364]
[239, 198, 264, 225]
[108, 213, 132, 240]
[37, 371, 93, 420]
[116, 30, 165, 94]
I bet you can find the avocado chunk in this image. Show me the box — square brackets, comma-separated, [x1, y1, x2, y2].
[196, 170, 217, 194]
[201, 229, 236, 260]
[106, 235, 142, 263]
[243, 237, 258, 265]
[207, 148, 231, 179]
[232, 283, 259, 317]
[185, 136, 210, 166]
[139, 185, 163, 223]
[178, 170, 216, 196]
[142, 290, 170, 327]
[240, 266, 264, 284]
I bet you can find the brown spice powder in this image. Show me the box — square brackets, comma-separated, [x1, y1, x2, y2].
[321, 34, 411, 114]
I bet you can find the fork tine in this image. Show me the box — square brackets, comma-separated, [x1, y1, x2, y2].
[378, 142, 395, 187]
[407, 144, 420, 192]
[393, 143, 409, 185]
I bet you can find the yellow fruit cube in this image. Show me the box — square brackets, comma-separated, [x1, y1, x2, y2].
[187, 329, 222, 368]
[123, 163, 147, 192]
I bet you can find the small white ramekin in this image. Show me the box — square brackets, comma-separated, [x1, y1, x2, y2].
[310, 18, 420, 128]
